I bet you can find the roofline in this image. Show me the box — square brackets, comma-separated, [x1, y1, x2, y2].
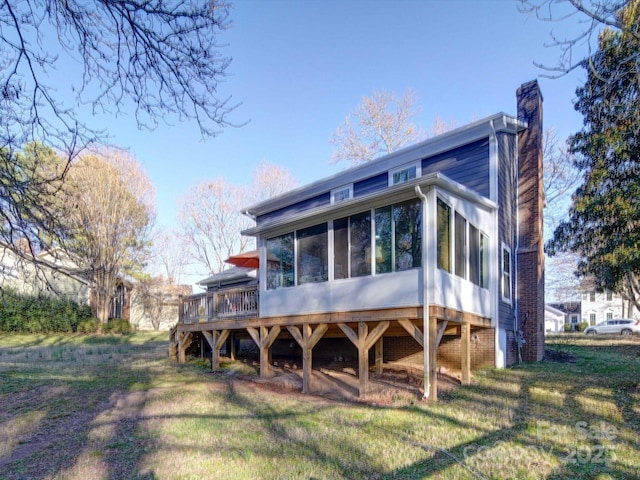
[242, 172, 497, 237]
[243, 113, 524, 218]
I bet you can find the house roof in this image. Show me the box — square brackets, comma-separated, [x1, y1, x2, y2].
[242, 113, 525, 220]
[197, 267, 257, 288]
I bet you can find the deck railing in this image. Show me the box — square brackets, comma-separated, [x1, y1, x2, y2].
[179, 284, 259, 324]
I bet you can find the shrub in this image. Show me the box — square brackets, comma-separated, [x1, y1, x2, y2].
[77, 319, 100, 334]
[0, 289, 93, 333]
[577, 321, 590, 332]
[564, 323, 574, 333]
[104, 318, 131, 335]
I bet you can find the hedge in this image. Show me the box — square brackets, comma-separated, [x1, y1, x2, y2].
[0, 289, 93, 333]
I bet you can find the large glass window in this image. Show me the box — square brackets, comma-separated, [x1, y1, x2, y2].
[394, 199, 422, 271]
[266, 233, 294, 290]
[469, 224, 480, 286]
[437, 198, 451, 272]
[375, 207, 392, 274]
[350, 211, 371, 277]
[296, 223, 328, 285]
[333, 217, 349, 279]
[455, 212, 467, 279]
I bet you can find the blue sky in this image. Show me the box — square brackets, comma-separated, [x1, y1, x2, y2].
[80, 0, 591, 283]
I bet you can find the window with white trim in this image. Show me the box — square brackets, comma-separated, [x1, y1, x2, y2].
[501, 244, 512, 304]
[331, 184, 353, 204]
[389, 162, 420, 186]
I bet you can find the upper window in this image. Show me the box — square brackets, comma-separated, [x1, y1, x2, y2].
[590, 292, 596, 302]
[389, 162, 420, 186]
[606, 290, 613, 301]
[331, 184, 353, 204]
[501, 244, 512, 304]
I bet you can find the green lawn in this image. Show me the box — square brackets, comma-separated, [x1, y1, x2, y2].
[0, 332, 639, 479]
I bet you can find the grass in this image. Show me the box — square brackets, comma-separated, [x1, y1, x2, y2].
[0, 332, 639, 479]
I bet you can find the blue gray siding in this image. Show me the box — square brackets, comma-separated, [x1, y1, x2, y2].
[256, 192, 330, 226]
[256, 139, 490, 228]
[353, 173, 388, 198]
[422, 139, 490, 197]
[497, 132, 518, 331]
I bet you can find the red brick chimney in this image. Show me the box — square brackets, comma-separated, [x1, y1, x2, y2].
[516, 80, 545, 362]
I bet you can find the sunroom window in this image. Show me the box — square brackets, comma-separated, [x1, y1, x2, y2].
[266, 233, 295, 290]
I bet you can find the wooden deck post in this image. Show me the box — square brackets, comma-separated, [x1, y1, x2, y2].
[203, 330, 230, 371]
[461, 324, 471, 385]
[178, 331, 192, 364]
[287, 323, 328, 394]
[428, 316, 438, 401]
[375, 337, 383, 374]
[338, 321, 389, 397]
[247, 326, 281, 379]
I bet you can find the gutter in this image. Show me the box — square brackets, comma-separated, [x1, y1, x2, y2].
[414, 184, 431, 400]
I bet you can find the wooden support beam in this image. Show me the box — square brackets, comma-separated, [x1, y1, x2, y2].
[178, 332, 192, 364]
[246, 326, 281, 378]
[435, 320, 448, 347]
[398, 318, 423, 347]
[287, 323, 328, 394]
[210, 330, 230, 371]
[338, 321, 389, 397]
[375, 337, 383, 374]
[461, 324, 471, 385]
[428, 316, 438, 401]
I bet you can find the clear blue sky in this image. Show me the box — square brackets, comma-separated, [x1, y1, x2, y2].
[83, 0, 590, 284]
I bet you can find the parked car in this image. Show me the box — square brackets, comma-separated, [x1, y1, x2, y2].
[584, 319, 640, 336]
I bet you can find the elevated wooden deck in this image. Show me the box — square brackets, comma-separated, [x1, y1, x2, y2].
[170, 284, 492, 400]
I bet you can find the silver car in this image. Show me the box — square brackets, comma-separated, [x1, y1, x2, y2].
[584, 319, 640, 336]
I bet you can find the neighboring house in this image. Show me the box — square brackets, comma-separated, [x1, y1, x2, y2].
[131, 283, 193, 331]
[544, 305, 566, 333]
[0, 244, 90, 305]
[580, 289, 638, 326]
[548, 301, 581, 330]
[173, 81, 546, 400]
[1, 243, 187, 330]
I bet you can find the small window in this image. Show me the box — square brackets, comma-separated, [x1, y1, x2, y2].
[389, 162, 420, 186]
[331, 184, 353, 204]
[590, 292, 596, 302]
[570, 315, 578, 324]
[589, 313, 596, 325]
[606, 311, 613, 321]
[606, 290, 613, 301]
[501, 244, 512, 304]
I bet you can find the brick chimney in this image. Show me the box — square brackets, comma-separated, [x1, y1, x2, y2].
[516, 80, 545, 362]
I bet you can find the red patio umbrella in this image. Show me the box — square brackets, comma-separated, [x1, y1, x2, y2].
[225, 250, 259, 269]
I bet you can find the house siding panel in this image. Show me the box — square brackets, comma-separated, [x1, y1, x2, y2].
[256, 192, 330, 226]
[422, 139, 490, 197]
[497, 132, 517, 332]
[353, 173, 388, 198]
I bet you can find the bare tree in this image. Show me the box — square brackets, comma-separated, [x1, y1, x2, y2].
[518, 0, 637, 79]
[179, 163, 299, 274]
[251, 161, 299, 202]
[62, 148, 155, 323]
[0, 0, 237, 259]
[150, 229, 189, 285]
[330, 89, 425, 166]
[179, 179, 252, 274]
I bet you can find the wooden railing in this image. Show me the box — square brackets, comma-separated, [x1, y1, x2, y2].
[179, 284, 259, 324]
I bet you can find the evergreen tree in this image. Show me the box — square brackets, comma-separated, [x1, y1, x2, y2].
[548, 1, 640, 307]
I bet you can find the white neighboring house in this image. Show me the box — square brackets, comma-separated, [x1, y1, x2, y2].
[544, 305, 565, 333]
[0, 244, 90, 305]
[581, 289, 638, 326]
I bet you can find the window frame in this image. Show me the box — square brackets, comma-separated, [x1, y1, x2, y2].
[388, 162, 421, 186]
[330, 184, 353, 204]
[501, 243, 512, 304]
